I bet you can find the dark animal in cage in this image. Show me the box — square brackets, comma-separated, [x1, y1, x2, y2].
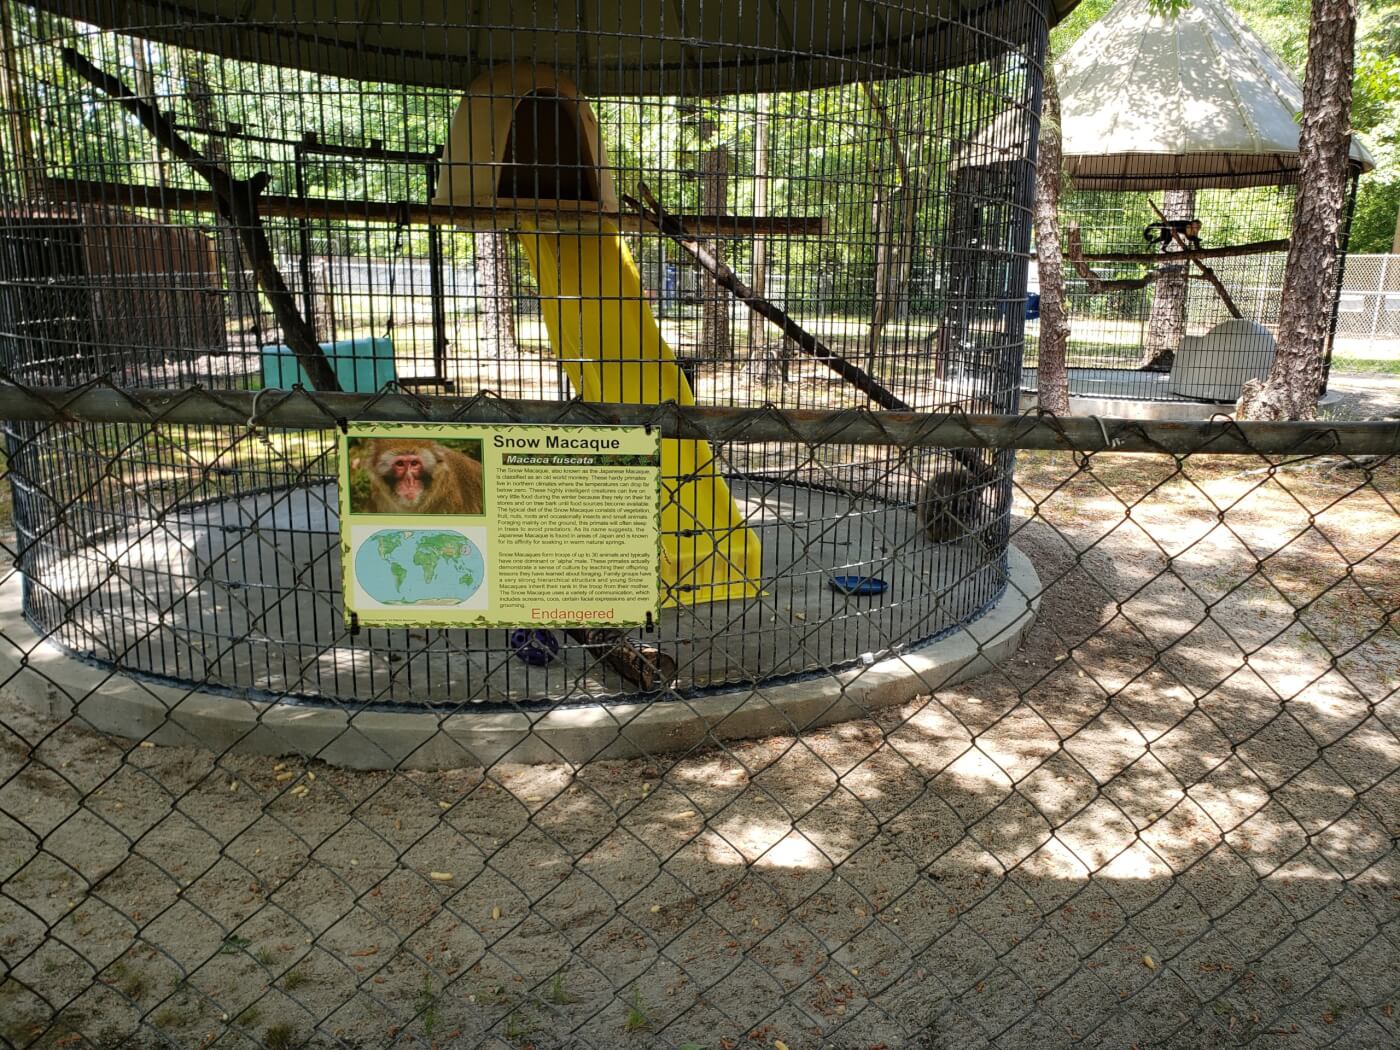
[917, 464, 998, 546]
[1142, 218, 1203, 252]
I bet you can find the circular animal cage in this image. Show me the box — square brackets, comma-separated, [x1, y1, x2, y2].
[1012, 0, 1373, 413]
[0, 1, 1054, 719]
[1026, 177, 1364, 408]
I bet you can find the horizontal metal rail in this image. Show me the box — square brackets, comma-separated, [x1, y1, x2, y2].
[0, 382, 1396, 456]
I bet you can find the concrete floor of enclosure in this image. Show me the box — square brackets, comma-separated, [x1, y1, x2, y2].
[21, 480, 1009, 708]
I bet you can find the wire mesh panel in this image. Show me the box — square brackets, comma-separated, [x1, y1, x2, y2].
[1022, 183, 1359, 406]
[0, 1, 1051, 706]
[0, 390, 1396, 1050]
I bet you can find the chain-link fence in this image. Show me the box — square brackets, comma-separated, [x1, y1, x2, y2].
[1, 386, 1396, 1050]
[1337, 255, 1400, 343]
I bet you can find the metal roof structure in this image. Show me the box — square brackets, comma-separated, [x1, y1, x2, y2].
[26, 0, 1082, 94]
[956, 0, 1374, 188]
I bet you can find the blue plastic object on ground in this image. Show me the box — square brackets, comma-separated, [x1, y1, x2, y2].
[510, 629, 560, 666]
[260, 336, 397, 393]
[829, 575, 889, 596]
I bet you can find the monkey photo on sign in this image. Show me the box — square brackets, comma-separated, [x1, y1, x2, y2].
[348, 437, 485, 515]
[1143, 219, 1203, 252]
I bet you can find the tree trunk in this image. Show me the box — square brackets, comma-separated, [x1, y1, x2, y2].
[869, 184, 893, 370]
[476, 231, 516, 355]
[747, 94, 769, 358]
[1032, 68, 1071, 416]
[130, 41, 166, 188]
[1238, 0, 1357, 420]
[863, 82, 922, 370]
[185, 58, 258, 325]
[698, 145, 731, 360]
[1140, 188, 1195, 371]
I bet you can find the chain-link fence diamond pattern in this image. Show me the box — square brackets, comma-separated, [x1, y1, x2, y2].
[0, 388, 1396, 1050]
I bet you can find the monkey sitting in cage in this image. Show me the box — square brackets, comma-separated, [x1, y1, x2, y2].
[917, 463, 997, 549]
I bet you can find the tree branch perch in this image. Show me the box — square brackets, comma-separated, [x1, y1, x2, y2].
[627, 183, 996, 484]
[1149, 198, 1243, 319]
[1066, 226, 1168, 292]
[628, 183, 910, 412]
[60, 47, 342, 391]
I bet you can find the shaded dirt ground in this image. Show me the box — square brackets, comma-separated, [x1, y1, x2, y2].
[1, 450, 1397, 1050]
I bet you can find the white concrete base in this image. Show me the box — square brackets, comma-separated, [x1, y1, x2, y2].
[0, 548, 1040, 769]
[1021, 367, 1340, 420]
[1020, 390, 1342, 421]
[1021, 390, 1231, 420]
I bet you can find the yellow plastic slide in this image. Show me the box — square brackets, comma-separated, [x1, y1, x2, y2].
[514, 217, 762, 605]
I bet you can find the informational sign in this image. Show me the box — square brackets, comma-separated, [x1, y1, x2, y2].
[340, 422, 661, 628]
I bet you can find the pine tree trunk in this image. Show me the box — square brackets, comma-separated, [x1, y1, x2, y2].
[868, 185, 893, 371]
[1033, 68, 1071, 416]
[185, 58, 258, 326]
[1238, 0, 1357, 420]
[476, 231, 516, 355]
[1140, 188, 1195, 371]
[699, 146, 731, 360]
[863, 82, 921, 371]
[748, 95, 770, 358]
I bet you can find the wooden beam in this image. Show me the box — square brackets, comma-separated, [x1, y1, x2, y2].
[39, 177, 826, 236]
[1044, 237, 1290, 266]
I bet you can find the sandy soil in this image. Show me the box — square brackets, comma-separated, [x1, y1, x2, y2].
[0, 451, 1396, 1050]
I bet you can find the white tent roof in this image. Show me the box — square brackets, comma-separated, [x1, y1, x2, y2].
[1059, 0, 1374, 188]
[954, 0, 1374, 189]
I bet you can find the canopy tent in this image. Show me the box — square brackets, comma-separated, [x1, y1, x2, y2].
[955, 0, 1374, 189]
[26, 0, 1081, 95]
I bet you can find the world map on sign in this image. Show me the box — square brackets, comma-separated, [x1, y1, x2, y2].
[353, 529, 486, 606]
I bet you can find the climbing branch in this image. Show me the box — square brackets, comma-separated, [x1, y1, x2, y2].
[628, 184, 997, 484]
[628, 183, 910, 412]
[1067, 226, 1168, 292]
[1052, 237, 1289, 265]
[60, 48, 342, 391]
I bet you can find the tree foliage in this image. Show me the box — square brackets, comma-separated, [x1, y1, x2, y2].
[1231, 0, 1400, 252]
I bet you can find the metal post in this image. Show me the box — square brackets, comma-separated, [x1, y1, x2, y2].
[425, 147, 453, 391]
[1370, 254, 1389, 342]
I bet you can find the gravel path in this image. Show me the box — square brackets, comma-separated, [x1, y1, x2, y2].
[1322, 372, 1400, 419]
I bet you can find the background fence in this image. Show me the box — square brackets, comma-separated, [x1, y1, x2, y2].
[1336, 255, 1400, 343]
[0, 387, 1396, 1050]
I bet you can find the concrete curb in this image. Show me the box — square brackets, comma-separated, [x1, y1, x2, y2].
[0, 547, 1040, 768]
[1021, 390, 1341, 421]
